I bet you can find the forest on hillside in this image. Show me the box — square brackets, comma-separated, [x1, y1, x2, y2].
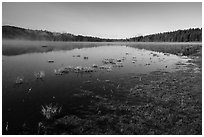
[2, 25, 202, 42]
[128, 28, 202, 42]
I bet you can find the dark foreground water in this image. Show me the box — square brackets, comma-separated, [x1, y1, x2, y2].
[2, 44, 191, 134]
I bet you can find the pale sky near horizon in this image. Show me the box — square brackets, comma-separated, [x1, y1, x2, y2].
[2, 2, 202, 39]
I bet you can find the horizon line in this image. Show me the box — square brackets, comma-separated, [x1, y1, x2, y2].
[2, 24, 202, 40]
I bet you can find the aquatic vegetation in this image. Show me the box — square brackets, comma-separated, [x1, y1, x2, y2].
[41, 103, 62, 120]
[60, 68, 69, 74]
[84, 67, 95, 72]
[92, 64, 98, 68]
[3, 43, 202, 135]
[54, 65, 96, 74]
[99, 65, 112, 70]
[151, 53, 159, 57]
[72, 55, 81, 57]
[54, 67, 70, 75]
[163, 53, 170, 56]
[34, 71, 45, 79]
[54, 69, 63, 75]
[9, 52, 201, 135]
[74, 66, 83, 72]
[15, 76, 24, 84]
[48, 60, 54, 63]
[5, 122, 8, 131]
[37, 122, 44, 134]
[145, 63, 150, 66]
[117, 59, 122, 62]
[84, 56, 88, 59]
[74, 66, 94, 73]
[102, 58, 117, 65]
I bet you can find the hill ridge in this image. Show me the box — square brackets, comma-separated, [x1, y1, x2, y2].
[2, 25, 202, 42]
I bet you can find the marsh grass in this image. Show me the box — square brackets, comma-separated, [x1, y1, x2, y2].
[34, 71, 45, 79]
[4, 41, 201, 134]
[36, 57, 202, 134]
[15, 76, 24, 84]
[41, 103, 62, 120]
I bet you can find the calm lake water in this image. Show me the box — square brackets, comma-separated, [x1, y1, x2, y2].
[2, 44, 190, 134]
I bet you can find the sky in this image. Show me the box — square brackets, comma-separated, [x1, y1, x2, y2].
[2, 2, 202, 39]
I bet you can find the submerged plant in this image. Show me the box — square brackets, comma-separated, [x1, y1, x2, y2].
[34, 71, 45, 79]
[54, 68, 63, 75]
[15, 76, 24, 84]
[54, 67, 70, 75]
[41, 103, 62, 120]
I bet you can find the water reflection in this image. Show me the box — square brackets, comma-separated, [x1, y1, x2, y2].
[2, 41, 114, 56]
[2, 44, 190, 134]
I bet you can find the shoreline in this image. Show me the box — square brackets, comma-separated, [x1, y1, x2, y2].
[2, 39, 202, 45]
[28, 48, 202, 135]
[3, 41, 202, 135]
[2, 40, 202, 56]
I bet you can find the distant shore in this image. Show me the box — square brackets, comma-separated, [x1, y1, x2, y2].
[3, 26, 202, 43]
[2, 39, 202, 56]
[2, 39, 202, 46]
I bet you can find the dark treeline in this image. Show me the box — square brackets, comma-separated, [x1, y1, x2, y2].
[129, 28, 202, 42]
[2, 25, 202, 42]
[2, 26, 122, 42]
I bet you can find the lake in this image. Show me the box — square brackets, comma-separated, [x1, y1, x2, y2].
[2, 41, 192, 134]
